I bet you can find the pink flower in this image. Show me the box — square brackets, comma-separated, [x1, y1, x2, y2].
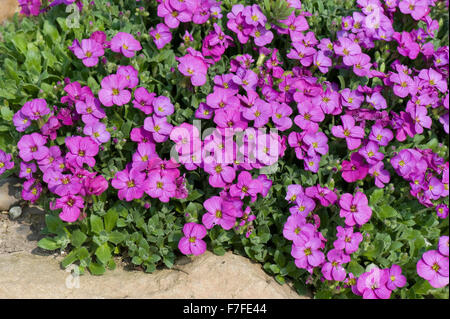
[339, 192, 372, 227]
[70, 38, 104, 67]
[178, 223, 207, 256]
[332, 115, 365, 150]
[110, 32, 142, 57]
[357, 267, 391, 299]
[386, 265, 407, 291]
[416, 250, 449, 288]
[153, 95, 174, 117]
[17, 133, 49, 162]
[21, 99, 50, 120]
[117, 65, 139, 88]
[98, 74, 132, 107]
[145, 172, 176, 203]
[111, 166, 146, 201]
[202, 196, 239, 230]
[75, 96, 106, 124]
[341, 153, 369, 183]
[149, 23, 172, 49]
[0, 150, 15, 175]
[65, 136, 99, 168]
[177, 54, 208, 86]
[398, 0, 429, 20]
[132, 87, 156, 115]
[54, 195, 84, 223]
[143, 115, 173, 143]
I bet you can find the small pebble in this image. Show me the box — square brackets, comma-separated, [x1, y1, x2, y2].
[9, 206, 22, 220]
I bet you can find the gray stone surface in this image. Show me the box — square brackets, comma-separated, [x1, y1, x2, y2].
[0, 204, 310, 299]
[0, 251, 309, 299]
[0, 178, 21, 211]
[8, 206, 22, 220]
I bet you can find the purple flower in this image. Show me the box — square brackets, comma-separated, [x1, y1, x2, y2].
[399, 0, 429, 20]
[358, 141, 384, 164]
[19, 161, 36, 179]
[18, 0, 41, 16]
[332, 115, 365, 150]
[53, 195, 84, 223]
[438, 236, 449, 257]
[321, 249, 350, 282]
[117, 65, 139, 88]
[357, 267, 391, 299]
[369, 161, 391, 188]
[149, 23, 172, 49]
[408, 105, 432, 134]
[289, 192, 316, 216]
[436, 204, 449, 219]
[131, 142, 157, 170]
[145, 172, 176, 203]
[294, 100, 324, 132]
[83, 121, 110, 145]
[70, 38, 104, 67]
[21, 178, 42, 203]
[132, 87, 156, 114]
[143, 115, 173, 143]
[339, 192, 372, 227]
[229, 171, 263, 200]
[178, 223, 207, 256]
[157, 1, 192, 29]
[305, 185, 338, 207]
[369, 124, 393, 146]
[202, 196, 239, 230]
[416, 250, 449, 288]
[333, 226, 363, 254]
[65, 136, 99, 168]
[21, 99, 50, 120]
[204, 159, 236, 188]
[291, 235, 325, 269]
[18, 133, 49, 162]
[303, 131, 329, 157]
[13, 110, 31, 132]
[283, 214, 315, 241]
[271, 102, 293, 131]
[153, 95, 174, 117]
[75, 96, 106, 124]
[111, 166, 146, 201]
[341, 152, 369, 183]
[0, 150, 14, 175]
[177, 54, 208, 86]
[99, 74, 132, 107]
[84, 175, 109, 196]
[241, 99, 272, 127]
[110, 32, 142, 57]
[386, 265, 407, 291]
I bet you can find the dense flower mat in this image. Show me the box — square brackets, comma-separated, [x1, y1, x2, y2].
[0, 0, 448, 298]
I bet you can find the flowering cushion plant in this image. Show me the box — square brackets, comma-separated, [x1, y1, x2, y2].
[0, 0, 448, 299]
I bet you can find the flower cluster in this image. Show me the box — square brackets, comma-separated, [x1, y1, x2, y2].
[417, 236, 449, 288]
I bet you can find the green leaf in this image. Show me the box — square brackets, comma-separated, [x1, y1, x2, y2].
[37, 237, 60, 251]
[108, 231, 126, 245]
[45, 214, 64, 234]
[376, 205, 400, 219]
[347, 261, 365, 276]
[43, 20, 60, 43]
[88, 262, 106, 275]
[90, 214, 104, 234]
[25, 43, 41, 74]
[0, 106, 14, 121]
[71, 229, 87, 248]
[61, 250, 79, 268]
[370, 189, 384, 206]
[104, 208, 119, 232]
[95, 243, 111, 265]
[213, 246, 226, 256]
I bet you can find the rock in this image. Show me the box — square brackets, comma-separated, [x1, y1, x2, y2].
[9, 206, 22, 220]
[0, 250, 310, 299]
[0, 0, 19, 25]
[0, 178, 21, 211]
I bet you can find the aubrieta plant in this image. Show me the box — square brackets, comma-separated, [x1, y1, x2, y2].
[0, 0, 448, 299]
